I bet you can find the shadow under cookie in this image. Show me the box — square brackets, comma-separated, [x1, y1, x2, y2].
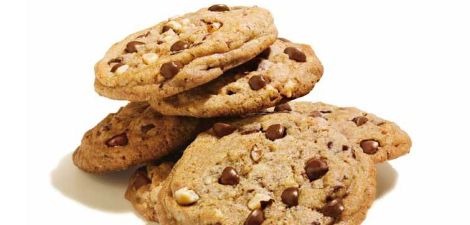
[50, 153, 135, 212]
[376, 162, 398, 199]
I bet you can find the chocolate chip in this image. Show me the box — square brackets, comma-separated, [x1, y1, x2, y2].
[136, 31, 150, 38]
[274, 103, 292, 112]
[352, 116, 368, 126]
[141, 124, 155, 133]
[320, 110, 332, 113]
[320, 199, 344, 219]
[208, 4, 230, 12]
[133, 167, 151, 190]
[125, 41, 144, 53]
[310, 111, 323, 118]
[244, 209, 264, 225]
[265, 124, 286, 141]
[260, 199, 274, 209]
[160, 61, 183, 79]
[108, 58, 122, 65]
[105, 133, 128, 147]
[213, 123, 237, 138]
[218, 166, 240, 185]
[170, 41, 190, 52]
[161, 25, 171, 33]
[327, 141, 333, 149]
[342, 145, 349, 151]
[284, 47, 307, 62]
[249, 75, 267, 90]
[305, 158, 329, 181]
[360, 140, 380, 154]
[281, 187, 299, 207]
[110, 63, 124, 73]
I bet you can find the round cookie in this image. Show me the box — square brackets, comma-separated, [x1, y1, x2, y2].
[157, 112, 376, 225]
[95, 5, 277, 101]
[148, 39, 323, 118]
[278, 101, 412, 163]
[72, 102, 201, 173]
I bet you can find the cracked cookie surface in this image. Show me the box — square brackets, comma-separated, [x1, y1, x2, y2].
[72, 102, 201, 173]
[95, 5, 277, 101]
[149, 39, 323, 117]
[156, 112, 376, 225]
[282, 102, 412, 163]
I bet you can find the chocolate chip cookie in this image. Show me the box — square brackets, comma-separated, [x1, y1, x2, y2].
[72, 102, 201, 173]
[148, 39, 323, 117]
[156, 112, 376, 225]
[279, 102, 412, 163]
[95, 5, 277, 101]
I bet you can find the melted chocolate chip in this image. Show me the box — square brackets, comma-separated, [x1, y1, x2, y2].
[320, 199, 344, 219]
[259, 47, 271, 59]
[360, 139, 380, 154]
[342, 145, 349, 151]
[274, 103, 292, 112]
[281, 187, 299, 207]
[244, 209, 264, 225]
[218, 167, 240, 185]
[305, 158, 329, 181]
[352, 116, 368, 126]
[110, 63, 124, 73]
[249, 75, 267, 90]
[213, 123, 237, 137]
[105, 133, 128, 147]
[125, 41, 144, 53]
[170, 41, 190, 52]
[284, 47, 307, 62]
[160, 61, 183, 79]
[108, 58, 122, 65]
[265, 124, 286, 141]
[161, 25, 171, 33]
[208, 4, 230, 12]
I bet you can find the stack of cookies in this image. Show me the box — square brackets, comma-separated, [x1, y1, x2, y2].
[72, 4, 412, 225]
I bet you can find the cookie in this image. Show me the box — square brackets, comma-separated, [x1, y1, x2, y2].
[279, 101, 412, 163]
[156, 112, 376, 225]
[95, 5, 277, 101]
[125, 153, 181, 221]
[72, 102, 201, 173]
[148, 39, 323, 118]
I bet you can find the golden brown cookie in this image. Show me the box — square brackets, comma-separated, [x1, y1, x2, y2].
[148, 39, 323, 118]
[95, 5, 277, 101]
[72, 102, 201, 173]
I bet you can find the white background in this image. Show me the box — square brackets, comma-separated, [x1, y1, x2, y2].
[5, 0, 470, 224]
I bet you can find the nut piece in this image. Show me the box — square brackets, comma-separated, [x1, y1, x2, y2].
[250, 146, 262, 162]
[142, 53, 159, 65]
[166, 20, 182, 31]
[282, 79, 296, 98]
[174, 187, 199, 206]
[247, 193, 272, 210]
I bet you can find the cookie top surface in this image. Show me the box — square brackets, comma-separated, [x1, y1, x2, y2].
[149, 39, 323, 118]
[95, 5, 277, 101]
[72, 102, 201, 173]
[157, 112, 376, 225]
[283, 102, 412, 163]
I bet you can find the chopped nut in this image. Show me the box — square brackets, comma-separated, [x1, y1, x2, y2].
[247, 193, 272, 210]
[174, 187, 199, 206]
[181, 18, 191, 25]
[250, 145, 262, 162]
[166, 20, 182, 31]
[115, 64, 129, 75]
[142, 53, 159, 65]
[282, 79, 296, 98]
